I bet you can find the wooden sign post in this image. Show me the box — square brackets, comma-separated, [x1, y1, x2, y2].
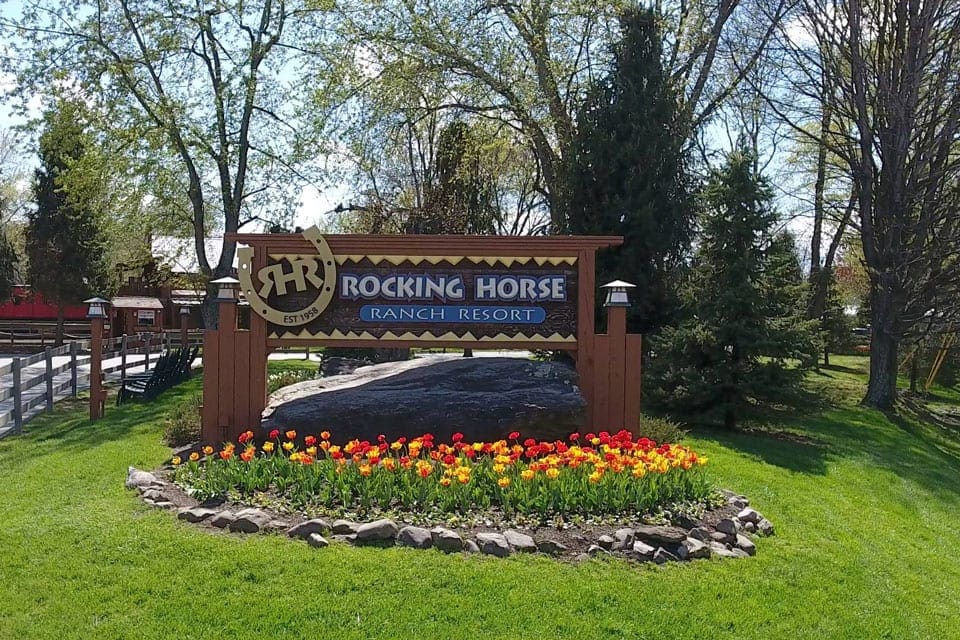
[85, 297, 110, 421]
[201, 228, 642, 443]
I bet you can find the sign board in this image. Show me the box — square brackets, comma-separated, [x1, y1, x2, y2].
[137, 310, 155, 323]
[239, 227, 578, 345]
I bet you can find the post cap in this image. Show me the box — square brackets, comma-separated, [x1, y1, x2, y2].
[601, 280, 635, 308]
[84, 297, 111, 319]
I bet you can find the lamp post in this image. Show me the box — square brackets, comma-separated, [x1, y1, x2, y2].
[600, 280, 635, 343]
[211, 276, 240, 331]
[179, 306, 191, 348]
[85, 297, 110, 421]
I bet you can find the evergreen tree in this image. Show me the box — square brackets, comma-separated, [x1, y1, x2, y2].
[27, 99, 110, 344]
[561, 8, 694, 333]
[647, 150, 817, 428]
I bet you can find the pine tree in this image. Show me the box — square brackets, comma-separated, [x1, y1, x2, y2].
[27, 99, 111, 344]
[560, 8, 694, 334]
[647, 150, 817, 428]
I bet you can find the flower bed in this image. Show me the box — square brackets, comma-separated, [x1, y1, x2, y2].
[172, 429, 711, 519]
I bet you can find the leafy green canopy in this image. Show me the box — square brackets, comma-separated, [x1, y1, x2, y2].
[647, 149, 817, 428]
[561, 8, 695, 334]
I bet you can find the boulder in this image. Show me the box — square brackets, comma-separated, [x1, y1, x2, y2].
[230, 510, 272, 533]
[287, 519, 331, 539]
[709, 541, 738, 558]
[627, 540, 656, 560]
[757, 518, 775, 536]
[688, 527, 713, 542]
[587, 545, 610, 557]
[503, 530, 537, 553]
[743, 521, 756, 534]
[125, 467, 160, 490]
[262, 356, 585, 443]
[476, 532, 511, 558]
[177, 507, 218, 524]
[210, 511, 236, 529]
[307, 533, 329, 548]
[716, 518, 739, 536]
[463, 540, 480, 554]
[652, 547, 678, 564]
[597, 534, 616, 551]
[431, 527, 464, 553]
[611, 528, 635, 551]
[737, 508, 761, 524]
[735, 534, 756, 556]
[711, 531, 736, 545]
[633, 525, 688, 546]
[536, 539, 568, 555]
[332, 534, 358, 544]
[356, 519, 399, 542]
[397, 526, 433, 549]
[331, 519, 360, 535]
[676, 537, 711, 560]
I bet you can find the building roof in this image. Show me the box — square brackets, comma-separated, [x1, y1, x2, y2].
[111, 296, 164, 310]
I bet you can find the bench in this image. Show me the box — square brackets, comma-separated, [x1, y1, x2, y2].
[117, 346, 198, 405]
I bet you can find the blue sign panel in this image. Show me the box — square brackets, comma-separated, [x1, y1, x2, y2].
[360, 305, 546, 324]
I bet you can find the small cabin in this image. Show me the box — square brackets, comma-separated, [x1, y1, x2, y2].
[110, 296, 165, 337]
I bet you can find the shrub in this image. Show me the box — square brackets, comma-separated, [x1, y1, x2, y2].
[172, 429, 711, 518]
[638, 414, 687, 443]
[163, 394, 202, 447]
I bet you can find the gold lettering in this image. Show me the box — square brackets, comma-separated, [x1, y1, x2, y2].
[257, 257, 324, 298]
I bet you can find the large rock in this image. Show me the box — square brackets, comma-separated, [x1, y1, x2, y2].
[356, 519, 399, 542]
[430, 527, 464, 553]
[177, 507, 217, 524]
[262, 356, 584, 443]
[397, 526, 433, 549]
[633, 525, 688, 546]
[287, 519, 331, 539]
[320, 357, 371, 377]
[230, 509, 272, 533]
[476, 532, 511, 558]
[125, 467, 160, 490]
[503, 530, 536, 553]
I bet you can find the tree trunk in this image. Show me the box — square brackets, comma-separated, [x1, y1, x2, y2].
[863, 300, 900, 410]
[200, 294, 218, 330]
[56, 302, 65, 346]
[823, 348, 830, 367]
[909, 348, 919, 393]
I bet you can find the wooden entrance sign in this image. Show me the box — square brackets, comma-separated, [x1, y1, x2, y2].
[201, 228, 641, 443]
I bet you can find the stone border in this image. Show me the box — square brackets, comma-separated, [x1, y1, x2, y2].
[127, 467, 774, 564]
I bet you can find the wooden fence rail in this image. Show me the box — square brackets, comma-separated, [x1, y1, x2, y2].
[0, 330, 204, 439]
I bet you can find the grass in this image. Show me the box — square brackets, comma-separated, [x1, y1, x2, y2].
[1, 356, 959, 639]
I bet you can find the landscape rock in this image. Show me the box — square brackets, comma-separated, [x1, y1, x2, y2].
[149, 501, 175, 509]
[177, 507, 218, 524]
[331, 519, 360, 535]
[463, 540, 480, 554]
[626, 540, 656, 560]
[633, 525, 688, 546]
[210, 511, 236, 528]
[331, 534, 358, 544]
[265, 520, 290, 533]
[757, 518, 775, 536]
[709, 541, 738, 558]
[716, 518, 739, 536]
[287, 519, 331, 539]
[688, 527, 713, 542]
[743, 521, 756, 534]
[263, 356, 585, 443]
[573, 553, 591, 562]
[676, 537, 711, 560]
[430, 527, 464, 553]
[229, 510, 272, 533]
[476, 532, 511, 558]
[653, 547, 679, 564]
[397, 526, 433, 549]
[730, 548, 751, 558]
[125, 467, 160, 490]
[736, 534, 757, 556]
[737, 507, 761, 524]
[503, 530, 537, 553]
[611, 528, 635, 551]
[306, 533, 329, 548]
[536, 539, 568, 555]
[140, 488, 164, 501]
[587, 545, 610, 557]
[711, 531, 736, 544]
[674, 514, 702, 530]
[597, 534, 616, 551]
[356, 519, 399, 542]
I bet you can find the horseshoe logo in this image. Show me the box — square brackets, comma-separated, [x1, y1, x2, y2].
[238, 226, 337, 326]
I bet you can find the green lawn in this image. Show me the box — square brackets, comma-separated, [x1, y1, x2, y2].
[1, 356, 959, 639]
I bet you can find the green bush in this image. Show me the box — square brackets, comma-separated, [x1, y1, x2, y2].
[163, 394, 202, 447]
[637, 414, 687, 443]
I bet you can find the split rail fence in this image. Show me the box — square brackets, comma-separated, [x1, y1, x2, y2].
[0, 330, 203, 439]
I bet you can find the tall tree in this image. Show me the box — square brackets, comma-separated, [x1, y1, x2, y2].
[27, 99, 111, 344]
[561, 8, 694, 333]
[768, 0, 960, 409]
[7, 1, 331, 327]
[647, 150, 817, 428]
[328, 0, 792, 230]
